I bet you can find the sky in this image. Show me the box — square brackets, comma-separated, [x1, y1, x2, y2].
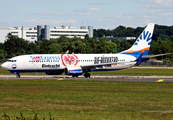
[0, 0, 173, 29]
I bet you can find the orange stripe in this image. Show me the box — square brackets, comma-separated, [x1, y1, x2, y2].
[124, 47, 150, 53]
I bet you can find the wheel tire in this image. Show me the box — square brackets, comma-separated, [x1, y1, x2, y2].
[84, 73, 87, 78]
[16, 74, 20, 78]
[88, 73, 90, 78]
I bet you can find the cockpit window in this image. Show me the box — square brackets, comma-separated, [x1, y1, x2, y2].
[7, 60, 17, 62]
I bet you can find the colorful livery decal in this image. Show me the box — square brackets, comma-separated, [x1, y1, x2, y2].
[120, 23, 154, 57]
[30, 56, 60, 62]
[61, 54, 78, 66]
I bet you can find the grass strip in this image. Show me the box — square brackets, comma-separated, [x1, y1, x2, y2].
[0, 80, 173, 119]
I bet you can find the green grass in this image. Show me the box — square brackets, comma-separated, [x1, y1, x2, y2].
[91, 68, 173, 76]
[0, 80, 173, 119]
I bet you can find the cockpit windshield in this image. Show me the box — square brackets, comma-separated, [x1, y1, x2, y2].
[7, 60, 17, 62]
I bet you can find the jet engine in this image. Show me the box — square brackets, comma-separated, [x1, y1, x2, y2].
[64, 67, 83, 75]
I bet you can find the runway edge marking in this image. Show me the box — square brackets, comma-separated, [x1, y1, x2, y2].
[156, 79, 164, 82]
[57, 78, 64, 81]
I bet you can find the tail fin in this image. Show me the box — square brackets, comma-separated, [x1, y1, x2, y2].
[120, 23, 155, 58]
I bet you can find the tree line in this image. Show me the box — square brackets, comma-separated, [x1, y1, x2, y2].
[94, 24, 173, 42]
[0, 24, 173, 61]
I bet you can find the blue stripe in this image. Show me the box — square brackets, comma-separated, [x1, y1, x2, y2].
[68, 69, 83, 75]
[9, 69, 64, 73]
[135, 58, 150, 66]
[119, 50, 149, 58]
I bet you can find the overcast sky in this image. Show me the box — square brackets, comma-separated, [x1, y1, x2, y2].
[0, 0, 173, 29]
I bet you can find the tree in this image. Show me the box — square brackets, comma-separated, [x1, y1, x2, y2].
[98, 37, 108, 53]
[111, 39, 121, 52]
[0, 49, 7, 60]
[157, 41, 172, 59]
[14, 38, 29, 55]
[73, 40, 86, 53]
[26, 43, 39, 54]
[120, 40, 132, 51]
[4, 33, 16, 53]
[48, 43, 62, 54]
[40, 39, 51, 54]
[113, 25, 126, 37]
[0, 43, 5, 50]
[58, 35, 69, 45]
[105, 41, 117, 53]
[126, 27, 135, 36]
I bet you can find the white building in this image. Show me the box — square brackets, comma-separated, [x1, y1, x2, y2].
[0, 23, 93, 43]
[0, 23, 10, 43]
[50, 25, 91, 40]
[10, 27, 37, 42]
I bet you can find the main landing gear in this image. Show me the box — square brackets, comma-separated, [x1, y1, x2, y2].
[72, 75, 78, 78]
[71, 73, 90, 78]
[84, 72, 90, 78]
[16, 73, 20, 78]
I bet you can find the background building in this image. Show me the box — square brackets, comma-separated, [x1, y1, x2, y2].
[0, 23, 10, 43]
[0, 23, 93, 43]
[96, 36, 136, 41]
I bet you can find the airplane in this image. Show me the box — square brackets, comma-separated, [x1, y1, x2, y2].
[1, 23, 171, 78]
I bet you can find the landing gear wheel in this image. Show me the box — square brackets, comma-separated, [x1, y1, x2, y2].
[72, 75, 78, 78]
[16, 74, 20, 78]
[84, 73, 90, 78]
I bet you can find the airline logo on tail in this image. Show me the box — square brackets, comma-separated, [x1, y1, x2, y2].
[120, 23, 155, 57]
[134, 30, 152, 46]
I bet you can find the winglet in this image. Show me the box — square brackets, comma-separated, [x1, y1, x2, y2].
[65, 50, 69, 54]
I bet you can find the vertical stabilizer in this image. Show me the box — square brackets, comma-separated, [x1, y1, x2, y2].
[120, 23, 155, 58]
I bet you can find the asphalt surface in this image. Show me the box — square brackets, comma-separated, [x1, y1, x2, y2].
[0, 74, 173, 83]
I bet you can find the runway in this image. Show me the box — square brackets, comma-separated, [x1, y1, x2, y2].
[0, 74, 173, 83]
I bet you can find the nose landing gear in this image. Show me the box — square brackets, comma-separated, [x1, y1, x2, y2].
[16, 73, 20, 78]
[11, 72, 21, 78]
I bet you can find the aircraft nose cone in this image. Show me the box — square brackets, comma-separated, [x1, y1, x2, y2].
[1, 63, 8, 70]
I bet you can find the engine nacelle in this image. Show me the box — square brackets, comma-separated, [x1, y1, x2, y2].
[64, 67, 83, 75]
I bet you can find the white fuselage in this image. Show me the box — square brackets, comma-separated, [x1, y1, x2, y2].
[1, 53, 137, 73]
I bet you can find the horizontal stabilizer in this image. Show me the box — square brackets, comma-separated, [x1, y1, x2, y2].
[142, 53, 172, 59]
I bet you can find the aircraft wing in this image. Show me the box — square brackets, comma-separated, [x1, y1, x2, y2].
[142, 53, 172, 59]
[80, 61, 133, 68]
